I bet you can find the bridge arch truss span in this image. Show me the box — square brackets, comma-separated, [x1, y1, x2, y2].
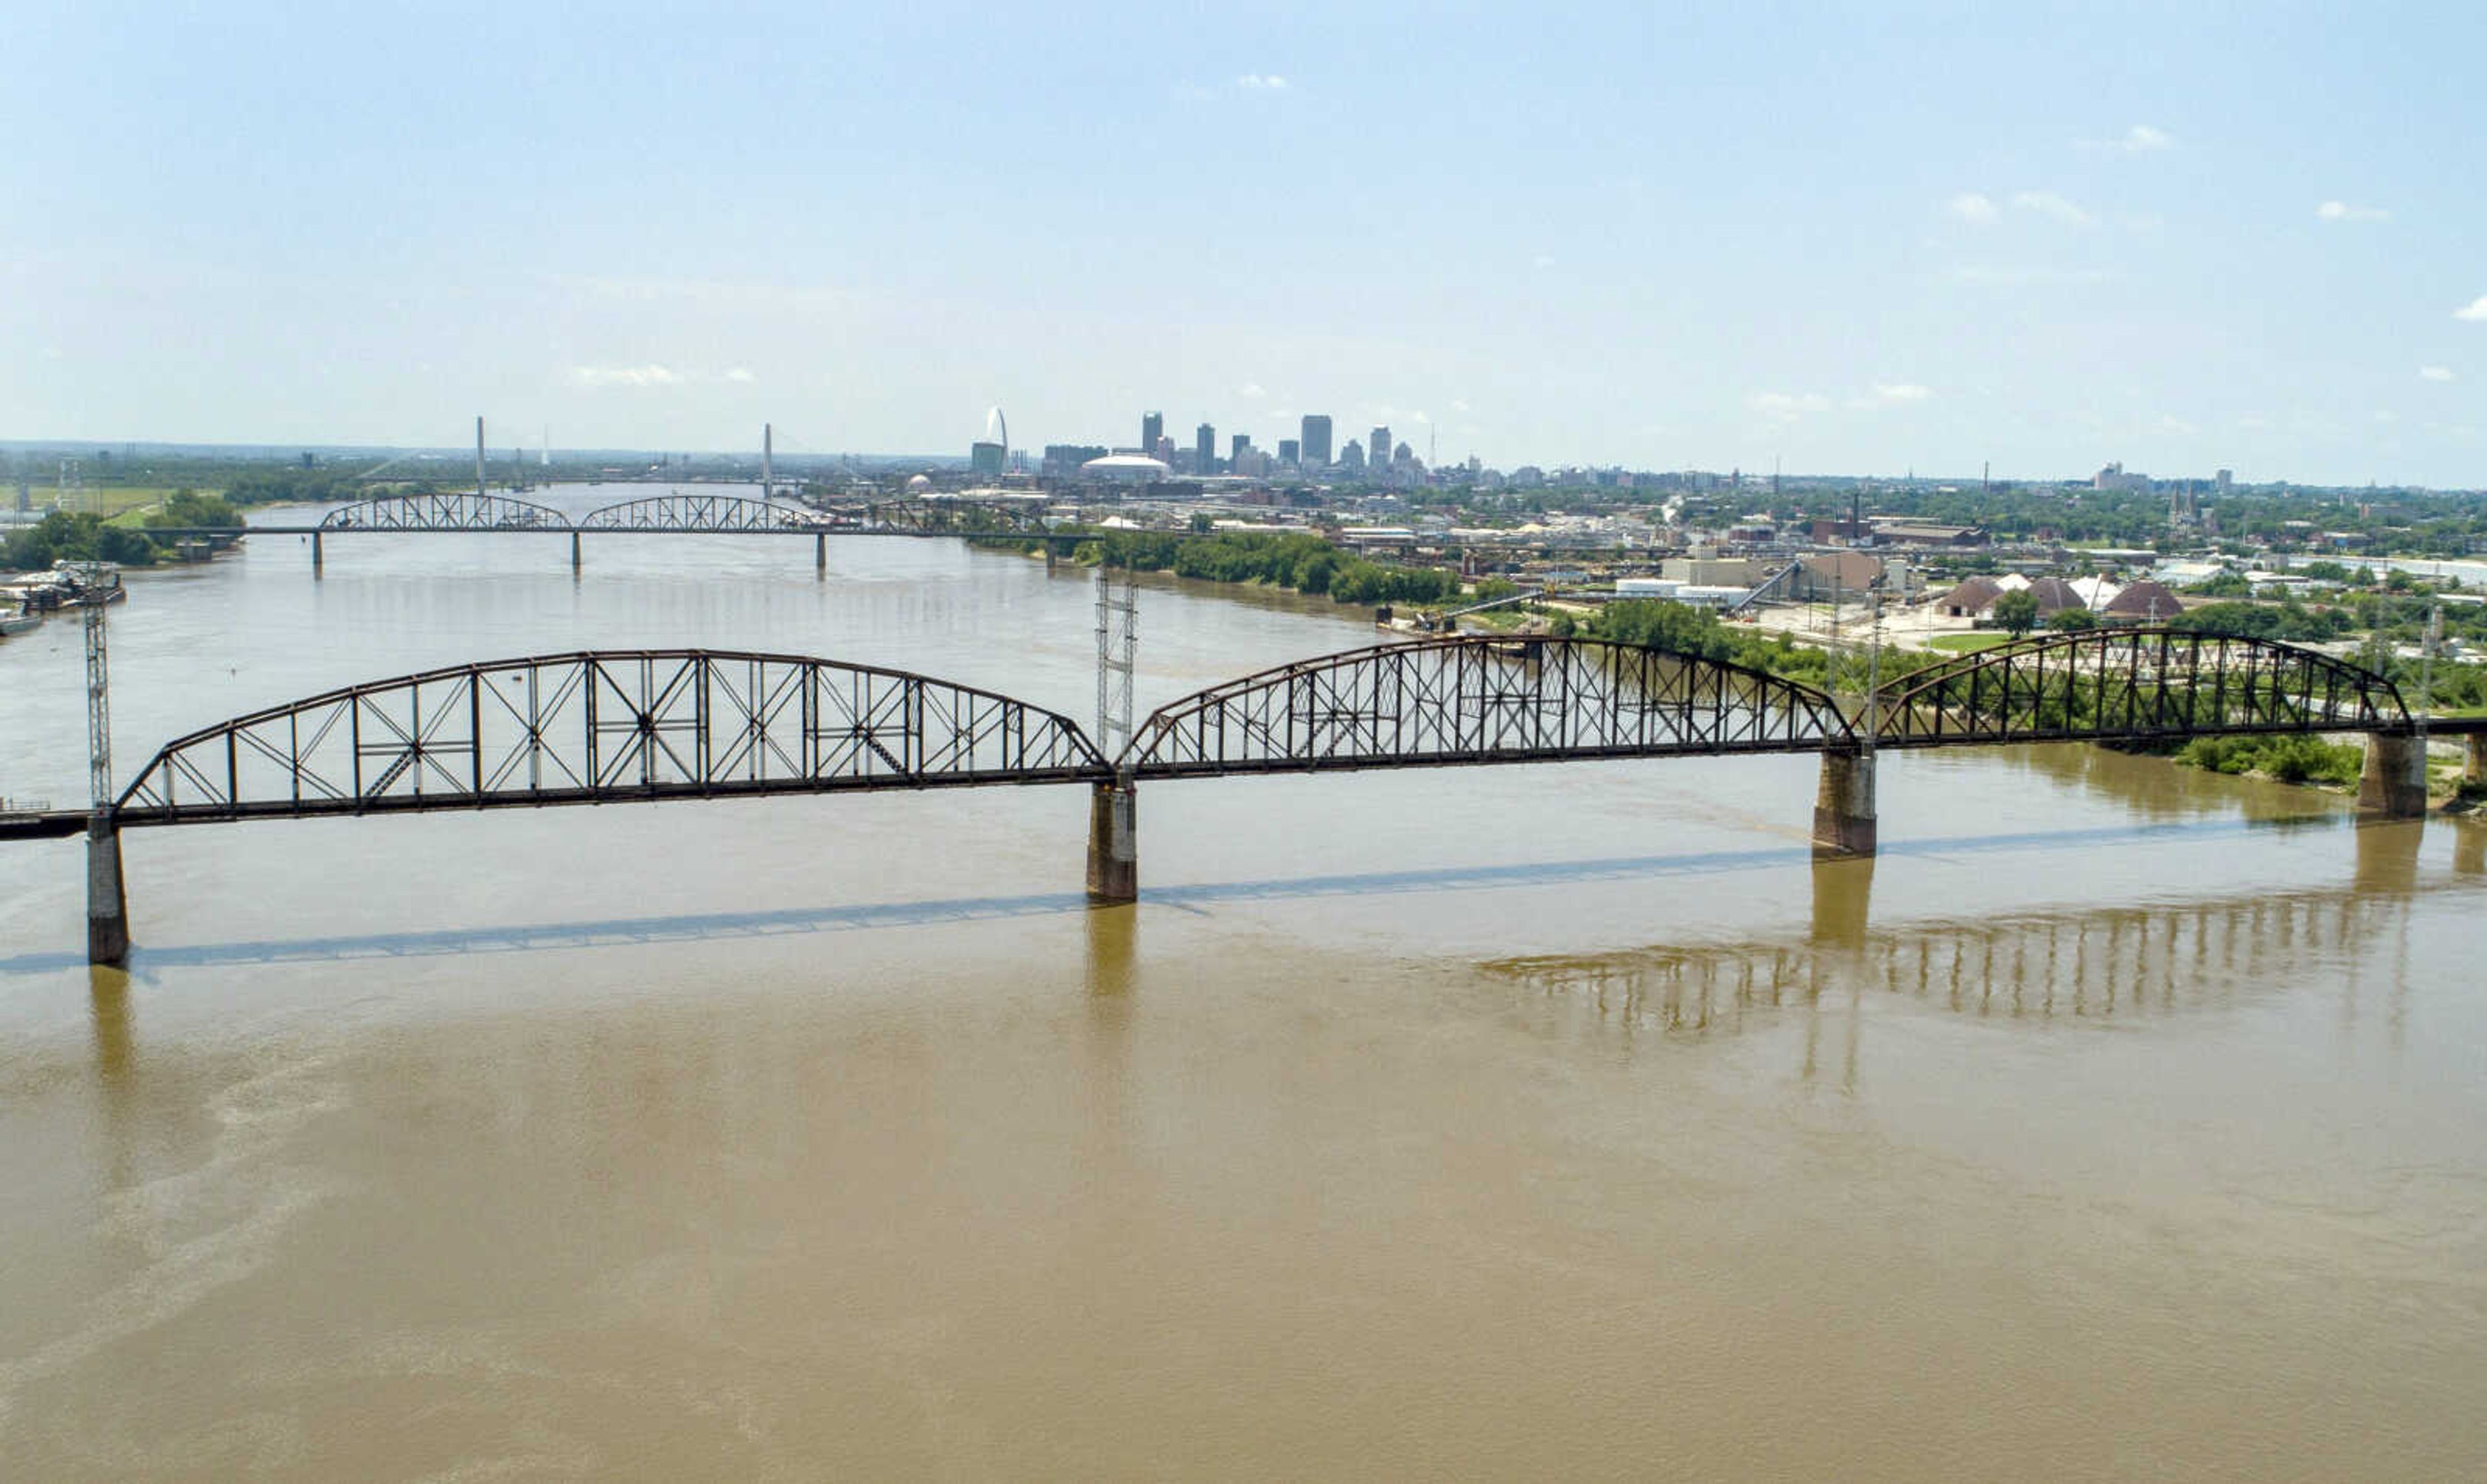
[576, 494, 819, 532]
[115, 650, 1109, 826]
[317, 492, 571, 531]
[1878, 627, 2408, 747]
[1122, 634, 1857, 779]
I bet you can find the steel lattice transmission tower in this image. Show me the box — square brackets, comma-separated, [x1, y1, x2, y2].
[1095, 564, 1136, 756]
[84, 567, 111, 812]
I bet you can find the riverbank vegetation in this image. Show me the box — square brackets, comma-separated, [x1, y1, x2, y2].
[144, 489, 244, 530]
[1579, 599, 1953, 691]
[1, 511, 162, 570]
[1072, 530, 1461, 606]
[2172, 734, 2365, 788]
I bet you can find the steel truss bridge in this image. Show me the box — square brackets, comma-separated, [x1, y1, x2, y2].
[138, 493, 1062, 574]
[48, 628, 2450, 830]
[22, 627, 2482, 962]
[236, 491, 1049, 537]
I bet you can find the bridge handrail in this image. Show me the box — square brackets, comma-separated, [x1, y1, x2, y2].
[1876, 625, 2409, 743]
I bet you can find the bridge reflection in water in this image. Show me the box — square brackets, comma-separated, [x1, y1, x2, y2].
[1488, 820, 2450, 1044]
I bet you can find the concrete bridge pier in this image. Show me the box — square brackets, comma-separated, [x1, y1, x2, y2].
[1811, 745, 1877, 859]
[2357, 730, 2427, 818]
[1086, 778, 1139, 903]
[815, 532, 826, 576]
[310, 530, 323, 576]
[570, 531, 582, 574]
[87, 815, 130, 967]
[2467, 733, 2486, 789]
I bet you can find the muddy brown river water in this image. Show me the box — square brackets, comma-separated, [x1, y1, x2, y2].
[3, 489, 2482, 1478]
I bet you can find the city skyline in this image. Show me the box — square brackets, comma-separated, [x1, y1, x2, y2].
[5, 3, 2482, 486]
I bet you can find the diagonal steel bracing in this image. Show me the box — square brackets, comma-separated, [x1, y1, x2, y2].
[115, 650, 1109, 825]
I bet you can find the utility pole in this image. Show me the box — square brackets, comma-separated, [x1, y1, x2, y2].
[474, 416, 487, 502]
[2419, 601, 2442, 735]
[763, 423, 775, 499]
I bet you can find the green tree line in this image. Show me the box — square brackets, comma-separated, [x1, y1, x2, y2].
[1076, 530, 1461, 606]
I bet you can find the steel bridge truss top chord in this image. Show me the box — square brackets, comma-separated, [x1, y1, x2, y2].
[115, 650, 1110, 825]
[839, 499, 1050, 534]
[1120, 634, 1857, 778]
[574, 495, 819, 532]
[1877, 627, 2409, 747]
[317, 492, 570, 531]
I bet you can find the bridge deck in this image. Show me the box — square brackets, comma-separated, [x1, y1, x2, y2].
[9, 715, 2475, 843]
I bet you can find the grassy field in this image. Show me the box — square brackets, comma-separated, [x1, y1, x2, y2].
[16, 488, 183, 526]
[1925, 632, 2015, 653]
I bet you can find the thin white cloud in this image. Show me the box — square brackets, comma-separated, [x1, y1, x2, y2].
[1450, 398, 1473, 414]
[2080, 124, 2175, 152]
[1871, 382, 1931, 403]
[2453, 295, 2487, 322]
[1531, 253, 1557, 269]
[2012, 190, 2096, 227]
[2420, 366, 2456, 382]
[2158, 414, 2199, 436]
[550, 273, 852, 311]
[1237, 381, 1266, 399]
[571, 363, 682, 388]
[1750, 392, 1833, 420]
[2317, 200, 2389, 223]
[1236, 73, 1288, 91]
[1948, 264, 2113, 287]
[1946, 192, 2000, 226]
[725, 366, 756, 383]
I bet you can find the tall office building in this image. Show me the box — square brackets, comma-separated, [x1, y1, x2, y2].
[1142, 411, 1163, 454]
[1278, 438, 1300, 466]
[1340, 438, 1366, 471]
[1196, 423, 1216, 474]
[1369, 427, 1391, 474]
[1230, 433, 1251, 464]
[1300, 415, 1333, 467]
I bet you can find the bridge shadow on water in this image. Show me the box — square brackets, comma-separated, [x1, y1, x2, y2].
[0, 812, 2442, 980]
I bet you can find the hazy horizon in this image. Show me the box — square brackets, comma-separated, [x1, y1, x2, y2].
[8, 2, 2481, 486]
